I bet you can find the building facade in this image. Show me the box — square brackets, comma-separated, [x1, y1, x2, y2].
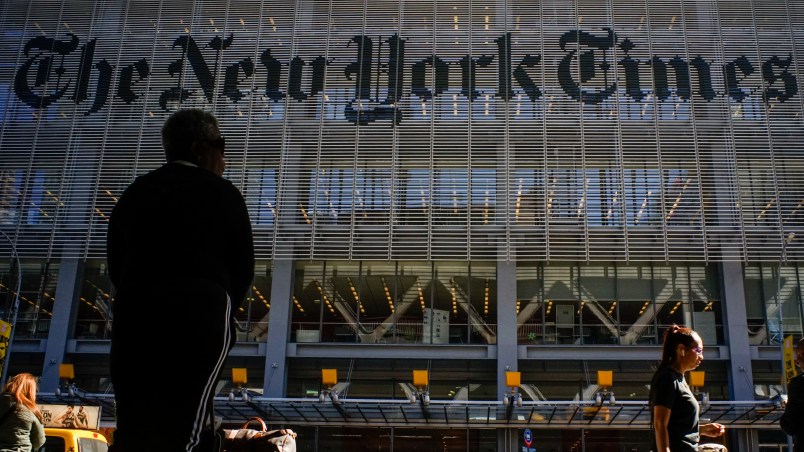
[0, 0, 803, 450]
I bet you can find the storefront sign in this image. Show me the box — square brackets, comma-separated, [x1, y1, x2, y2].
[522, 428, 536, 452]
[784, 335, 796, 386]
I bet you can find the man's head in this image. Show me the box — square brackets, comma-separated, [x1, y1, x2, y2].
[161, 108, 226, 176]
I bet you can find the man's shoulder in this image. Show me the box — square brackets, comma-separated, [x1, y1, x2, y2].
[126, 164, 238, 191]
[790, 373, 804, 390]
[121, 164, 170, 188]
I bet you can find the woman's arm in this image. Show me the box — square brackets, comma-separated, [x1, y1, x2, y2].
[700, 422, 725, 438]
[653, 405, 672, 452]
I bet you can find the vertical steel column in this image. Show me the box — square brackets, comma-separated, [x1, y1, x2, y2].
[40, 258, 84, 393]
[263, 259, 294, 398]
[496, 260, 517, 401]
[719, 261, 757, 451]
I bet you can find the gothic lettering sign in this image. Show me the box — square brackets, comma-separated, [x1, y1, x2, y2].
[12, 28, 798, 124]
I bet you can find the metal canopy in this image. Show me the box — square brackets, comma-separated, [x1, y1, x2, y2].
[39, 394, 787, 430]
[213, 399, 786, 430]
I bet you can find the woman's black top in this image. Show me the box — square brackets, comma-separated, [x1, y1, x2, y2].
[650, 367, 700, 451]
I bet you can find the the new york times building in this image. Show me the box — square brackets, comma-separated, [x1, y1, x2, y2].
[0, 0, 803, 450]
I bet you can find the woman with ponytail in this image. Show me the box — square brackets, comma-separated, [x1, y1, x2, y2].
[649, 325, 725, 451]
[0, 373, 45, 451]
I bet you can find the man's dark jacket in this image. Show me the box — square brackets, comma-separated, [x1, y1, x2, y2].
[107, 162, 254, 307]
[782, 373, 804, 452]
[106, 161, 254, 450]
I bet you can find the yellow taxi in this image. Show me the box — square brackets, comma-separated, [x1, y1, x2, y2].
[41, 428, 109, 452]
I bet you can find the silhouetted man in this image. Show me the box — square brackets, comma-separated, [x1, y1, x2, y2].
[107, 109, 254, 452]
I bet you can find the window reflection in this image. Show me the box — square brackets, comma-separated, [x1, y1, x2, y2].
[291, 261, 497, 345]
[517, 263, 722, 346]
[744, 265, 804, 346]
[76, 260, 112, 339]
[290, 260, 725, 346]
[2, 260, 56, 340]
[233, 262, 271, 342]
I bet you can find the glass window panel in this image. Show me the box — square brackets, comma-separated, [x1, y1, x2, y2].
[653, 266, 690, 335]
[432, 262, 470, 344]
[516, 264, 544, 344]
[76, 260, 112, 340]
[579, 266, 618, 345]
[235, 262, 271, 343]
[617, 265, 658, 345]
[10, 260, 56, 340]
